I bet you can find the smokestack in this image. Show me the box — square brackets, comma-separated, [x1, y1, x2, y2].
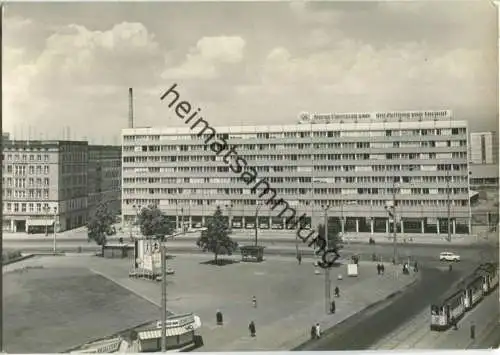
[128, 87, 134, 128]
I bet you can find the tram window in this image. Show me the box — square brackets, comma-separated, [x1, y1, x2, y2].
[431, 305, 439, 315]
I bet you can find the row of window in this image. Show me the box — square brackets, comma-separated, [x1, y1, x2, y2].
[3, 177, 50, 188]
[123, 187, 469, 196]
[122, 127, 467, 142]
[3, 202, 51, 213]
[123, 198, 469, 208]
[3, 165, 50, 175]
[122, 151, 467, 164]
[124, 164, 470, 174]
[2, 153, 50, 162]
[4, 189, 49, 199]
[123, 175, 469, 185]
[123, 139, 468, 152]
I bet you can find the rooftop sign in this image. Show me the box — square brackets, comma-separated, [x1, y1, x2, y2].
[298, 110, 452, 123]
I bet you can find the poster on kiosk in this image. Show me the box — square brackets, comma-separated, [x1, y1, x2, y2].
[347, 263, 358, 277]
[137, 239, 162, 272]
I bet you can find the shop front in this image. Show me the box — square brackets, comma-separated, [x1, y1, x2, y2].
[136, 313, 201, 352]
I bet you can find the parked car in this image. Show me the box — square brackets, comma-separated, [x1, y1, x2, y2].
[439, 252, 461, 262]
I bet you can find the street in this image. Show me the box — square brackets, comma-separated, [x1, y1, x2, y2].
[296, 264, 473, 350]
[3, 235, 496, 264]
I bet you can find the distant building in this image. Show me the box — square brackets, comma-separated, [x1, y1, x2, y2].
[2, 140, 121, 233]
[87, 145, 122, 216]
[470, 131, 498, 164]
[2, 132, 10, 142]
[122, 109, 473, 236]
[469, 164, 499, 189]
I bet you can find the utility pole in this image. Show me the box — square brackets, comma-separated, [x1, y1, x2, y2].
[161, 244, 167, 352]
[322, 204, 331, 314]
[392, 180, 398, 264]
[53, 207, 58, 254]
[386, 179, 398, 264]
[447, 171, 451, 242]
[254, 202, 262, 247]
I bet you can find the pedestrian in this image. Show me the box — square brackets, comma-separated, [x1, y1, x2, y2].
[252, 295, 257, 308]
[334, 286, 340, 297]
[470, 322, 475, 340]
[330, 300, 336, 314]
[451, 316, 458, 330]
[315, 323, 321, 338]
[298, 254, 302, 265]
[377, 264, 381, 275]
[449, 264, 453, 272]
[310, 324, 317, 340]
[381, 264, 385, 274]
[249, 321, 256, 337]
[413, 261, 418, 272]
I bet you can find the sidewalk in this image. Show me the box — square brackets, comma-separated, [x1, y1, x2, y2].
[2, 228, 487, 246]
[194, 264, 418, 351]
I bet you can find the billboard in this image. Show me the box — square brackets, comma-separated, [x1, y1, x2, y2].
[136, 239, 162, 272]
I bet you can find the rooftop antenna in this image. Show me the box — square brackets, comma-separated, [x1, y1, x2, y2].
[128, 87, 134, 129]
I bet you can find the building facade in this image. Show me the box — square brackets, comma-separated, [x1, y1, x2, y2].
[87, 145, 122, 217]
[2, 132, 10, 141]
[2, 140, 121, 233]
[470, 131, 498, 164]
[121, 110, 472, 236]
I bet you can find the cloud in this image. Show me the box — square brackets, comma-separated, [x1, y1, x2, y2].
[3, 20, 163, 139]
[161, 36, 246, 80]
[3, 15, 33, 31]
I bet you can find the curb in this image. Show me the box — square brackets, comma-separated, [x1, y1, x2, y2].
[2, 254, 35, 266]
[292, 273, 421, 350]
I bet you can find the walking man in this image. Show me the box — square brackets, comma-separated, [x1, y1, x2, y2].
[330, 300, 336, 314]
[252, 295, 257, 308]
[315, 323, 321, 338]
[297, 253, 302, 265]
[249, 321, 256, 337]
[310, 324, 317, 340]
[334, 286, 340, 298]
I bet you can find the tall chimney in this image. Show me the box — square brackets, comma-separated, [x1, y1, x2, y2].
[128, 88, 134, 128]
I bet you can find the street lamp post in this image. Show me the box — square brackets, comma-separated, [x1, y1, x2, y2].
[388, 179, 399, 264]
[446, 171, 452, 242]
[181, 207, 185, 233]
[131, 204, 141, 241]
[43, 205, 50, 236]
[52, 206, 58, 254]
[225, 203, 233, 233]
[254, 202, 263, 247]
[322, 204, 331, 314]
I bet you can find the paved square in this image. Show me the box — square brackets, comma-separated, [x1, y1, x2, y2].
[3, 254, 416, 351]
[3, 265, 161, 353]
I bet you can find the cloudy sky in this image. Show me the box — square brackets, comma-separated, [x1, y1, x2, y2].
[3, 1, 498, 144]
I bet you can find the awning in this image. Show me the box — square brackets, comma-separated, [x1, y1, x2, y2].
[27, 219, 54, 227]
[138, 327, 191, 340]
[138, 316, 201, 341]
[469, 190, 479, 198]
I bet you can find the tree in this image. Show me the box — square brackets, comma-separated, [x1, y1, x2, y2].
[316, 218, 343, 250]
[87, 201, 115, 256]
[137, 204, 174, 240]
[196, 206, 238, 264]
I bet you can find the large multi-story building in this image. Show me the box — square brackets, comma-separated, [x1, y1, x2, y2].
[87, 145, 122, 216]
[470, 131, 498, 164]
[2, 140, 121, 233]
[121, 109, 473, 237]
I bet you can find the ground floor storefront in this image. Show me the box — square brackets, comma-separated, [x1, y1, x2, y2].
[168, 214, 474, 235]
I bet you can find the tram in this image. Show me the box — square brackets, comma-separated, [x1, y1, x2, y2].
[462, 274, 484, 310]
[430, 289, 466, 331]
[430, 263, 498, 331]
[475, 262, 499, 294]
